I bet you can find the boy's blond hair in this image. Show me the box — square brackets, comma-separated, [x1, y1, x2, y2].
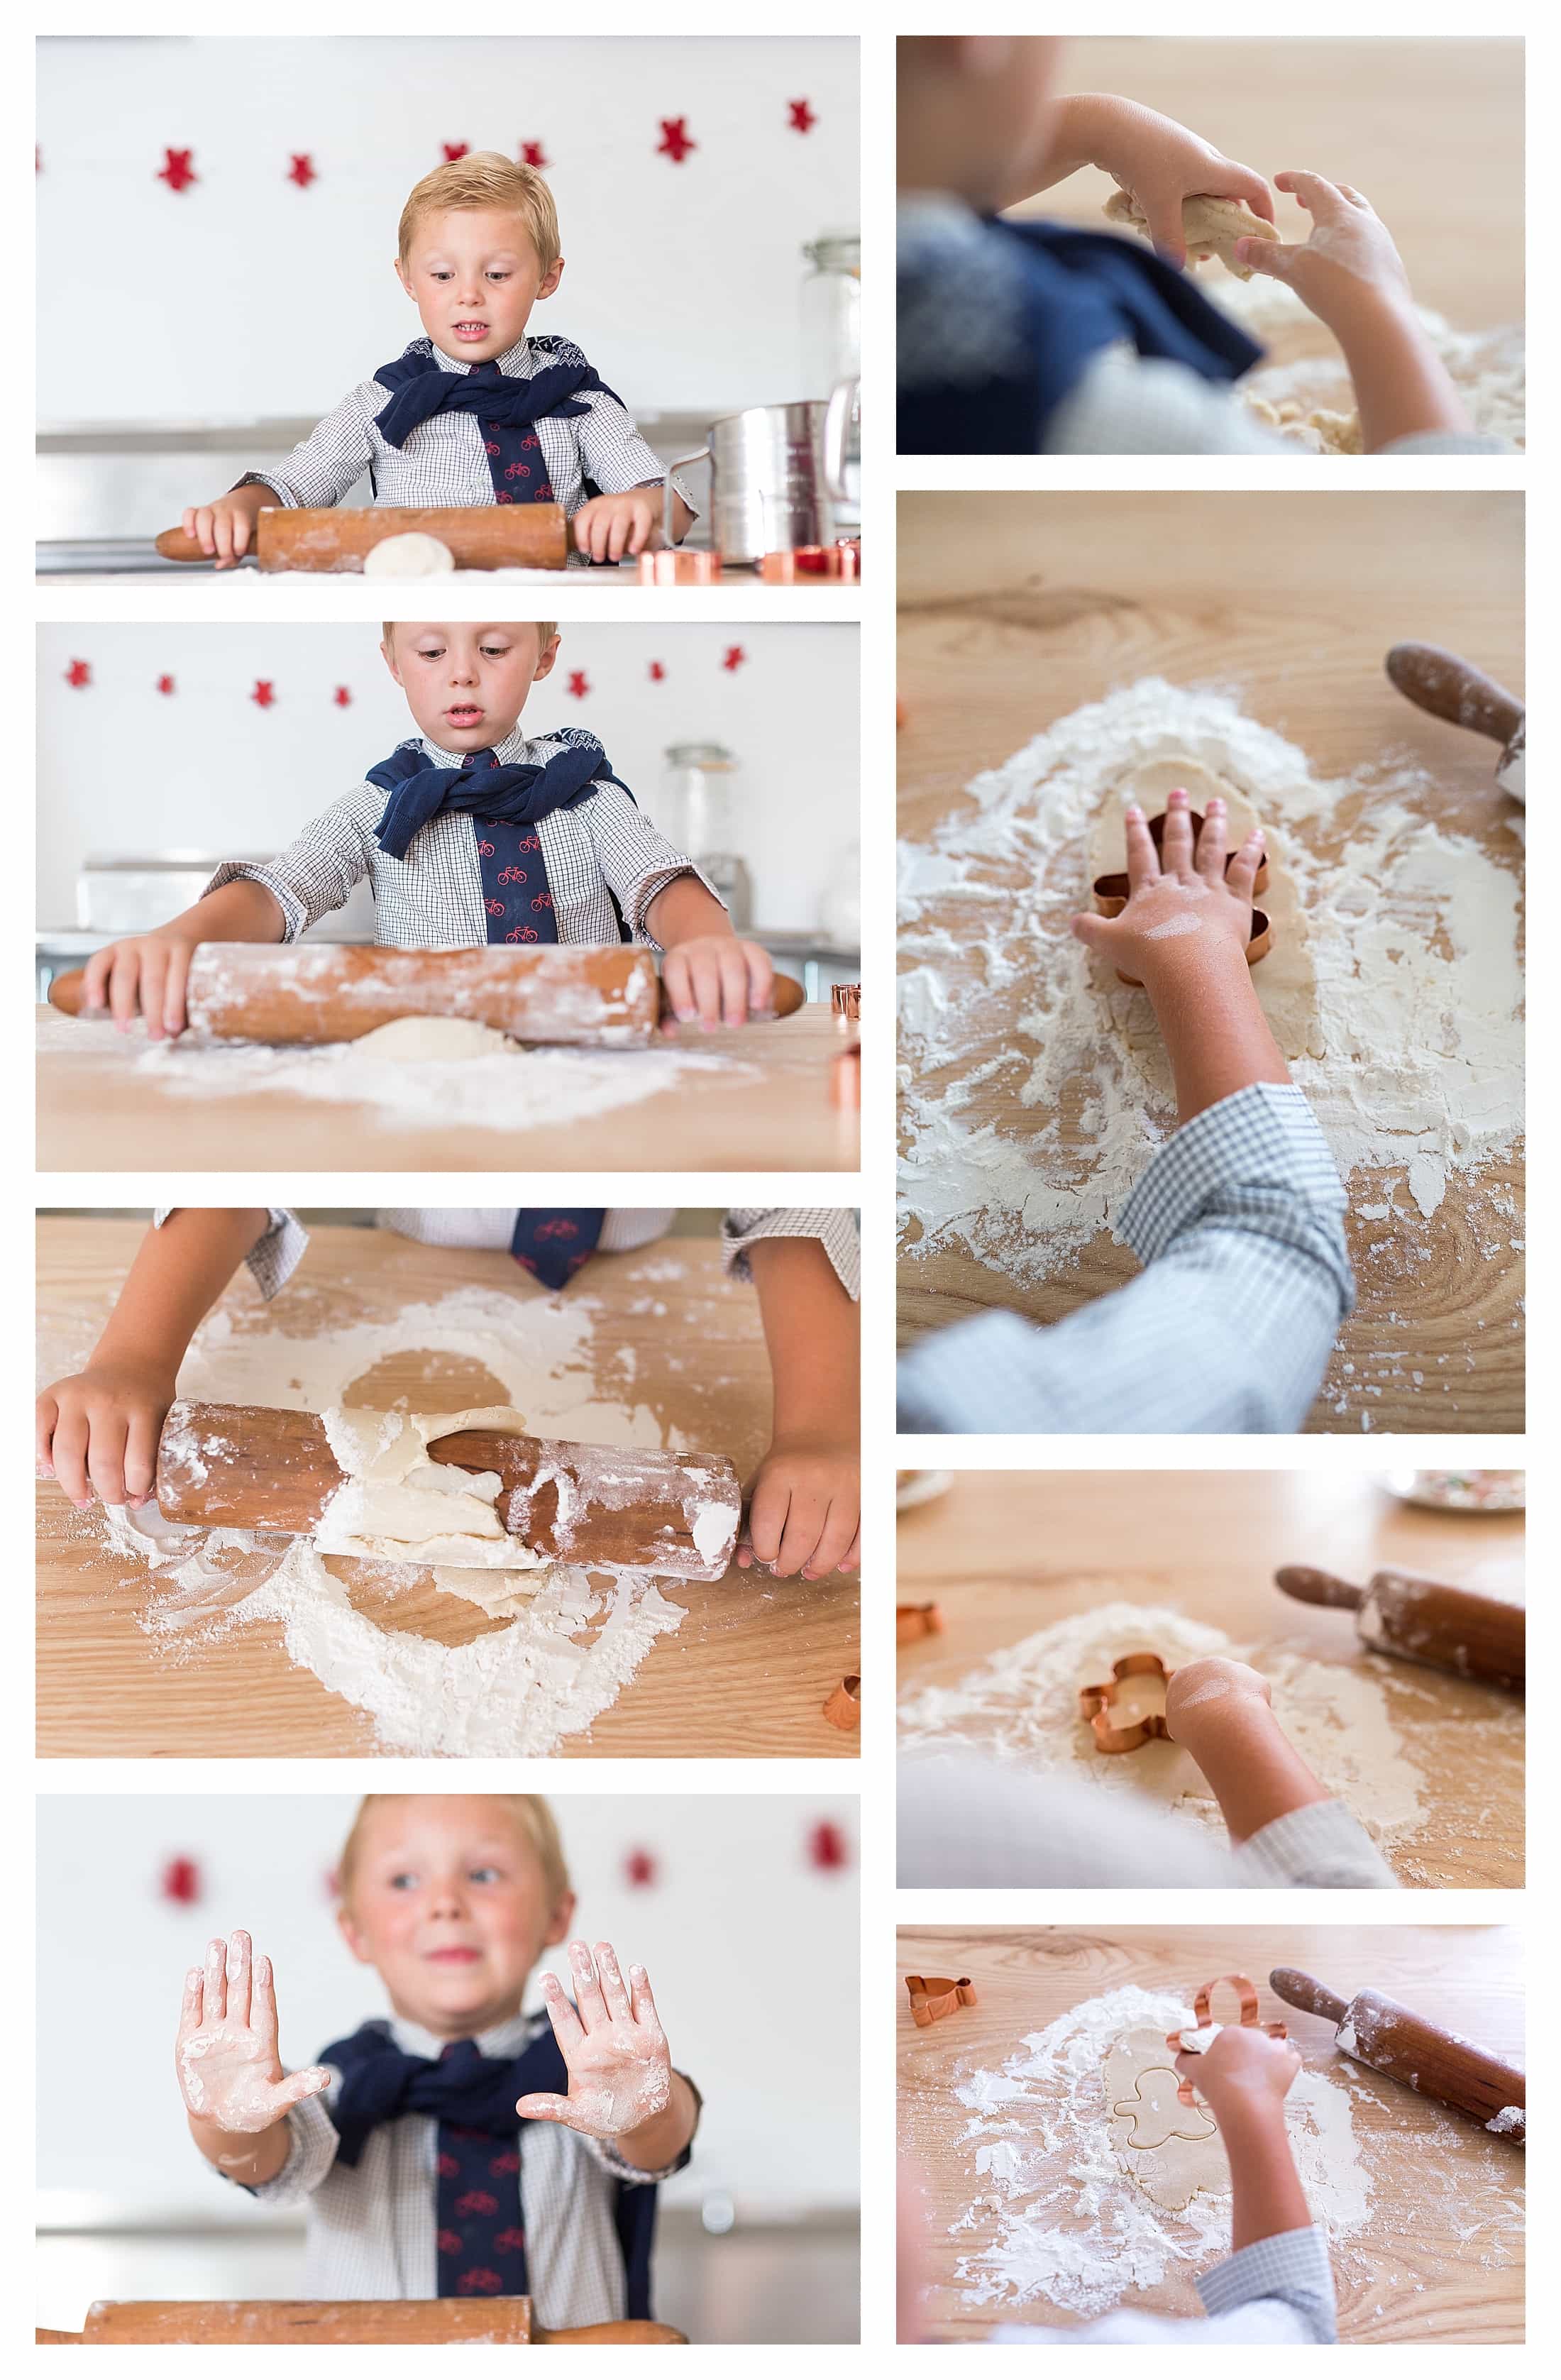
[336, 1795, 571, 1908]
[381, 621, 558, 648]
[398, 153, 561, 275]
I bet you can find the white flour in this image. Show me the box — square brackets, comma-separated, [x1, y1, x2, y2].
[898, 682, 1524, 1381]
[897, 1599, 1425, 1857]
[48, 1282, 700, 1757]
[934, 1983, 1370, 2319]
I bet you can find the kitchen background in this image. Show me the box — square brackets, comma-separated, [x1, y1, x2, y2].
[36, 1793, 860, 2344]
[36, 34, 861, 546]
[35, 621, 861, 997]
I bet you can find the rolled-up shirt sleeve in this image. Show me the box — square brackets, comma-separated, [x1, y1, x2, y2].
[236, 385, 380, 509]
[586, 786, 724, 947]
[575, 388, 697, 524]
[723, 1209, 861, 1300]
[1233, 1798, 1399, 1889]
[897, 1083, 1352, 1434]
[204, 794, 377, 942]
[151, 1206, 309, 1301]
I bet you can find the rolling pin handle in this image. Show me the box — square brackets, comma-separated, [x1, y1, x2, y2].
[1274, 1565, 1366, 1612]
[48, 969, 88, 1015]
[1385, 643, 1525, 746]
[1269, 1968, 1349, 2024]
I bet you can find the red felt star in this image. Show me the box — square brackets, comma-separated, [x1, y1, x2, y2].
[623, 1848, 658, 1888]
[287, 153, 316, 189]
[807, 1819, 850, 1872]
[324, 1867, 340, 1900]
[156, 673, 175, 695]
[160, 1856, 202, 1905]
[65, 659, 91, 689]
[656, 117, 695, 165]
[721, 644, 746, 673]
[35, 147, 41, 174]
[442, 141, 470, 163]
[788, 99, 817, 135]
[333, 685, 353, 707]
[250, 679, 276, 710]
[158, 148, 197, 194]
[648, 660, 666, 682]
[520, 141, 550, 171]
[566, 670, 590, 700]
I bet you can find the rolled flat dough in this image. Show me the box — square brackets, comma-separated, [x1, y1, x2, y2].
[352, 1016, 522, 1062]
[1103, 187, 1279, 280]
[1102, 2027, 1227, 2210]
[316, 1404, 548, 1605]
[361, 531, 456, 578]
[1085, 756, 1323, 1062]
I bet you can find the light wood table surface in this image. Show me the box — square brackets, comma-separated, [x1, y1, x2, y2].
[36, 1221, 859, 1758]
[898, 1923, 1525, 2345]
[897, 1470, 1523, 1888]
[35, 1005, 859, 1174]
[898, 490, 1525, 1432]
[1032, 38, 1523, 375]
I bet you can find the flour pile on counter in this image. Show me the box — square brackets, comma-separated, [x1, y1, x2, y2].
[935, 1983, 1369, 2318]
[898, 680, 1523, 1309]
[55, 1284, 696, 1757]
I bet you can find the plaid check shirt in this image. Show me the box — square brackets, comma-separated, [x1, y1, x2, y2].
[990, 2227, 1337, 2344]
[203, 725, 715, 952]
[897, 1084, 1354, 1435]
[238, 334, 695, 551]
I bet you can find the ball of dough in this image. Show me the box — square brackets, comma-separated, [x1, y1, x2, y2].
[351, 1015, 522, 1060]
[361, 531, 456, 578]
[1103, 187, 1279, 280]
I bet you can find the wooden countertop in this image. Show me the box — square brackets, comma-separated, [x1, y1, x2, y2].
[36, 1221, 859, 1758]
[897, 1470, 1523, 1888]
[898, 1923, 1525, 2345]
[898, 489, 1525, 1431]
[36, 1005, 859, 1173]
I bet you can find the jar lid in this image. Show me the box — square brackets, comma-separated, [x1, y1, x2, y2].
[665, 742, 736, 769]
[802, 232, 861, 275]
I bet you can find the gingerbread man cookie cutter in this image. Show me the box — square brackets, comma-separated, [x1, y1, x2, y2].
[1078, 1652, 1177, 1753]
[1091, 805, 1272, 988]
[1166, 1973, 1289, 2105]
[905, 1974, 978, 2028]
[897, 1602, 944, 1645]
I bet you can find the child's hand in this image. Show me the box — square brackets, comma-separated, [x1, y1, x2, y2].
[1176, 2020, 1301, 2131]
[37, 1360, 176, 1509]
[519, 1941, 673, 2140]
[180, 488, 265, 570]
[1093, 99, 1274, 268]
[661, 935, 776, 1031]
[79, 930, 199, 1038]
[175, 1930, 331, 2134]
[572, 489, 660, 563]
[738, 1429, 861, 1578]
[1164, 1655, 1273, 1741]
[1235, 170, 1413, 331]
[1069, 788, 1264, 988]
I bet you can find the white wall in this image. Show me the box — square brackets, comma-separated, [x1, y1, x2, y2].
[35, 621, 860, 935]
[37, 36, 860, 422]
[36, 1793, 859, 2218]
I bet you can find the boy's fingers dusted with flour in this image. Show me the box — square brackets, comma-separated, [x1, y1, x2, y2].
[1123, 803, 1157, 889]
[535, 1966, 585, 2055]
[1196, 797, 1229, 883]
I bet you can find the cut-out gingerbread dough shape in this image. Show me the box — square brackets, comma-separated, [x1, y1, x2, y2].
[1103, 188, 1279, 280]
[1086, 757, 1323, 1064]
[1101, 2027, 1229, 2211]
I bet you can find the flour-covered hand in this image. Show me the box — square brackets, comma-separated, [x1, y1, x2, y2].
[517, 1941, 673, 2141]
[1175, 2020, 1301, 2126]
[175, 1929, 331, 2134]
[661, 935, 776, 1031]
[1093, 99, 1274, 268]
[1069, 786, 1263, 988]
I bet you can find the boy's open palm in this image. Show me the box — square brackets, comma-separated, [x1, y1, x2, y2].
[175, 1929, 331, 2134]
[518, 1940, 673, 2140]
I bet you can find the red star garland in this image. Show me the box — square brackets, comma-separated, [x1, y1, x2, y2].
[442, 142, 470, 163]
[156, 674, 175, 696]
[250, 679, 276, 710]
[623, 1848, 658, 1888]
[648, 661, 666, 682]
[656, 118, 695, 165]
[158, 148, 197, 194]
[65, 659, 91, 689]
[324, 1867, 341, 1901]
[807, 1819, 850, 1873]
[566, 670, 590, 700]
[287, 154, 317, 189]
[333, 685, 353, 708]
[160, 1856, 202, 1905]
[520, 141, 550, 171]
[721, 644, 746, 673]
[788, 100, 817, 134]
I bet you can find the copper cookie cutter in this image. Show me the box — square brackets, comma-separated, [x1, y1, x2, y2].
[1091, 806, 1272, 988]
[760, 541, 861, 583]
[898, 1602, 944, 1644]
[830, 983, 861, 1108]
[1166, 1973, 1289, 2105]
[905, 1973, 978, 2028]
[822, 1674, 861, 1731]
[636, 548, 723, 585]
[1078, 1652, 1177, 1753]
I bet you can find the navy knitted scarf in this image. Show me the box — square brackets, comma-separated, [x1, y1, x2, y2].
[373, 339, 620, 504]
[898, 216, 1264, 453]
[365, 732, 626, 862]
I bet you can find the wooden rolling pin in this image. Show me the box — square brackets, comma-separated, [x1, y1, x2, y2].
[1274, 1566, 1524, 1692]
[1270, 1969, 1525, 2144]
[48, 944, 803, 1048]
[1385, 643, 1525, 804]
[154, 505, 568, 573]
[156, 1401, 741, 1581]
